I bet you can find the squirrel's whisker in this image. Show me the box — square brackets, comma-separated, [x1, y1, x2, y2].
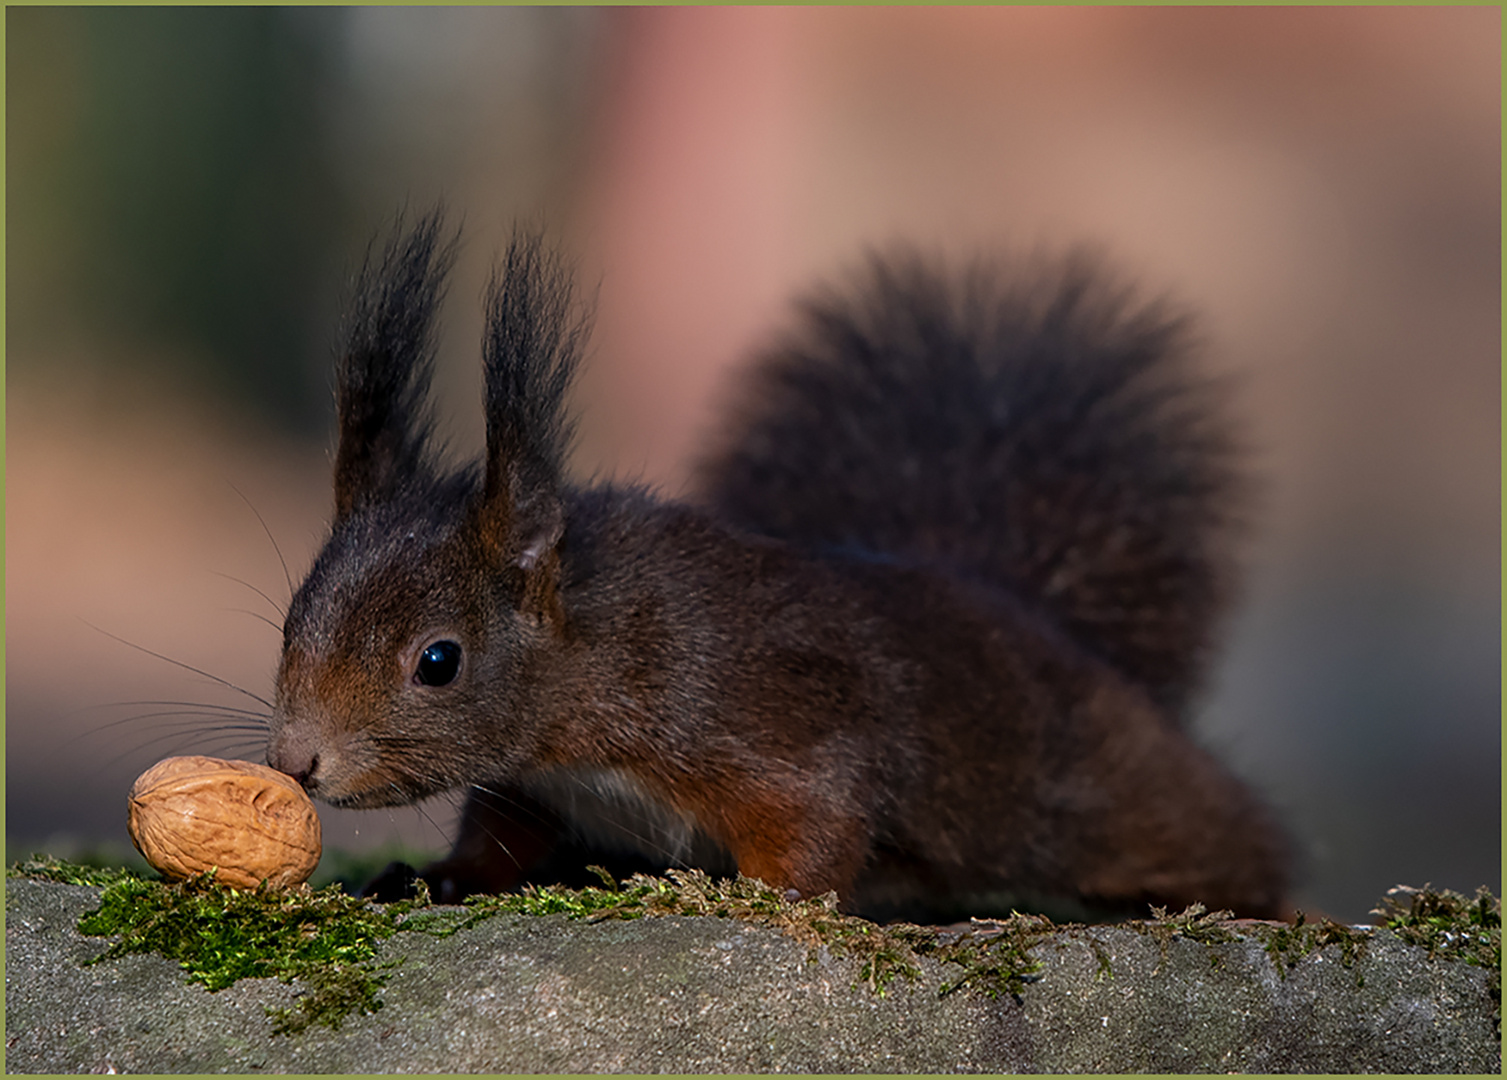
[207, 570, 288, 623]
[226, 480, 296, 603]
[82, 620, 275, 711]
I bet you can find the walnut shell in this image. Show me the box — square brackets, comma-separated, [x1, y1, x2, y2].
[127, 755, 321, 889]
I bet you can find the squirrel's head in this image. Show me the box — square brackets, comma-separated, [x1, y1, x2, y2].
[267, 212, 584, 808]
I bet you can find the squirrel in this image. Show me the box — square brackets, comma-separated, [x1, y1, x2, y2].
[266, 211, 1291, 923]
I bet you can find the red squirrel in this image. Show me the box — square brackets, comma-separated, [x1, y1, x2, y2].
[266, 212, 1290, 922]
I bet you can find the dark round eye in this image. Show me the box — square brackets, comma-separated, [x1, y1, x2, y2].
[414, 640, 462, 687]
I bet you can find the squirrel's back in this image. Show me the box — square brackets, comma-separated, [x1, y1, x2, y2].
[697, 251, 1244, 716]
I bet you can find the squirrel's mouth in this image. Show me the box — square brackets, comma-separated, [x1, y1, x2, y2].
[310, 760, 452, 810]
[315, 773, 429, 810]
[321, 788, 405, 810]
[267, 717, 448, 809]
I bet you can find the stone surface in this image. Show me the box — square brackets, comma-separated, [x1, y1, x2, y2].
[4, 878, 1499, 1074]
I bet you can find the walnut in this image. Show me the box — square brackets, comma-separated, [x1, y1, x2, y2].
[126, 755, 321, 889]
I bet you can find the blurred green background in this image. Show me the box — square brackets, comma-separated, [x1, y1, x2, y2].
[9, 7, 347, 433]
[6, 6, 1500, 921]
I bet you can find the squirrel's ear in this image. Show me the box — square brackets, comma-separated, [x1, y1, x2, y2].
[333, 211, 457, 522]
[502, 496, 567, 629]
[474, 228, 585, 625]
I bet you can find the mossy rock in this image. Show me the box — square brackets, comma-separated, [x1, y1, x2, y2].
[4, 863, 1499, 1073]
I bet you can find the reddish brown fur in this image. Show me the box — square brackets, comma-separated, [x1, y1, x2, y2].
[267, 217, 1291, 923]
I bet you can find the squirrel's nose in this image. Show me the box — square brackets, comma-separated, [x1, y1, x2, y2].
[266, 729, 320, 791]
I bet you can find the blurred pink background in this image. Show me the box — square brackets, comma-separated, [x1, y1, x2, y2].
[7, 7, 1499, 920]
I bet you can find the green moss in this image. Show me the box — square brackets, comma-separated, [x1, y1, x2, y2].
[1249, 884, 1499, 997]
[71, 869, 418, 1035]
[1122, 899, 1371, 985]
[1136, 902, 1238, 965]
[1088, 935, 1117, 980]
[1374, 884, 1500, 968]
[455, 868, 1046, 998]
[925, 913, 1051, 998]
[458, 868, 931, 993]
[8, 853, 143, 889]
[1252, 911, 1370, 982]
[1374, 884, 1500, 1036]
[10, 858, 432, 1035]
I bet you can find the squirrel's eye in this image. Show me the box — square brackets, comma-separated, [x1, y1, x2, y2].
[414, 640, 462, 687]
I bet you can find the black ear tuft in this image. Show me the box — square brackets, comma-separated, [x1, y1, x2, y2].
[475, 228, 587, 571]
[334, 209, 459, 521]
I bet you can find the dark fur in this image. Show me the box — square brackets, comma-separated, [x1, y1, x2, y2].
[698, 251, 1242, 717]
[333, 213, 458, 519]
[268, 212, 1289, 921]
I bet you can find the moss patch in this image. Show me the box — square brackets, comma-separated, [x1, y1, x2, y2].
[74, 872, 415, 1034]
[1250, 910, 1371, 982]
[10, 857, 431, 1035]
[1132, 902, 1239, 974]
[450, 868, 1049, 997]
[925, 913, 1053, 997]
[455, 869, 933, 993]
[1374, 884, 1501, 1036]
[9, 853, 141, 889]
[1126, 900, 1371, 987]
[1375, 884, 1500, 968]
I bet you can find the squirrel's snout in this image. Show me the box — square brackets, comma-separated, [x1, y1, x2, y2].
[266, 729, 321, 792]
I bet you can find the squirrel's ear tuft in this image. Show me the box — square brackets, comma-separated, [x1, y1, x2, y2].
[334, 209, 458, 521]
[473, 228, 586, 624]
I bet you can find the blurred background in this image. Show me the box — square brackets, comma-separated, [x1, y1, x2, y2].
[6, 7, 1499, 921]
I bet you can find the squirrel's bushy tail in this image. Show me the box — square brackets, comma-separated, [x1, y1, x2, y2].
[696, 251, 1246, 716]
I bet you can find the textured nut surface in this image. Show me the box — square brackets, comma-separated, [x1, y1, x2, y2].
[127, 755, 321, 889]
